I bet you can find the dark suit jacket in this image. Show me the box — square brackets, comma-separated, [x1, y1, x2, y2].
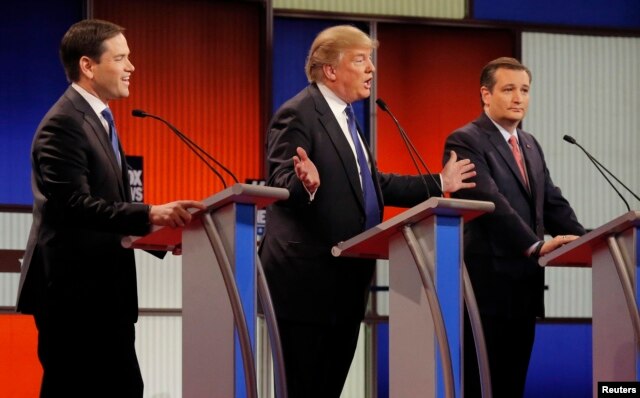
[444, 112, 585, 318]
[16, 86, 151, 323]
[260, 83, 440, 323]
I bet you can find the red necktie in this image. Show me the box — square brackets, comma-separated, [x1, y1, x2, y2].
[508, 135, 529, 189]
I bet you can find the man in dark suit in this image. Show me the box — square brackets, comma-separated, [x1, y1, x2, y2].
[260, 25, 477, 398]
[444, 57, 586, 398]
[16, 19, 204, 398]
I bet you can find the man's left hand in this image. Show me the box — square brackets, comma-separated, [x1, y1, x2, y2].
[441, 150, 476, 193]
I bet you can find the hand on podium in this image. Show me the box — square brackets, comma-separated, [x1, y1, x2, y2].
[149, 200, 206, 228]
[540, 234, 580, 256]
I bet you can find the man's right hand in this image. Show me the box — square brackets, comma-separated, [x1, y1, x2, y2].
[149, 200, 206, 228]
[293, 147, 320, 194]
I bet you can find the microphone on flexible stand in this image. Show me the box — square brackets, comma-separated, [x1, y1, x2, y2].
[563, 134, 636, 211]
[376, 98, 443, 197]
[132, 109, 239, 188]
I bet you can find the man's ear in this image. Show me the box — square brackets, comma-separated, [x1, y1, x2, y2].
[322, 64, 337, 82]
[79, 56, 95, 80]
[480, 86, 491, 107]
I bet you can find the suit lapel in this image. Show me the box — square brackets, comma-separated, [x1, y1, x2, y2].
[66, 88, 127, 199]
[478, 114, 531, 197]
[309, 85, 367, 212]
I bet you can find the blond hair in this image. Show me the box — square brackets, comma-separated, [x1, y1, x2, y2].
[305, 25, 378, 83]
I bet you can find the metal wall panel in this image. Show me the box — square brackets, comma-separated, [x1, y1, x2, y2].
[274, 0, 465, 19]
[522, 32, 640, 317]
[136, 315, 182, 398]
[0, 212, 31, 307]
[135, 251, 182, 309]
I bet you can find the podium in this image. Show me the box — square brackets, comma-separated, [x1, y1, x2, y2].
[123, 183, 289, 398]
[540, 211, 640, 394]
[332, 197, 494, 398]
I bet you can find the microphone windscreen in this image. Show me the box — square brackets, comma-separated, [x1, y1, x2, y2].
[563, 135, 576, 144]
[131, 109, 147, 118]
[375, 98, 389, 112]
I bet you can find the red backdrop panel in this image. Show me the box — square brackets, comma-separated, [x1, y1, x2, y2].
[0, 315, 41, 397]
[94, 0, 264, 203]
[2, 2, 264, 396]
[376, 24, 515, 218]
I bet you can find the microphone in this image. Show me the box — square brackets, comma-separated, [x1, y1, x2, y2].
[132, 109, 239, 188]
[376, 98, 443, 197]
[563, 134, 637, 211]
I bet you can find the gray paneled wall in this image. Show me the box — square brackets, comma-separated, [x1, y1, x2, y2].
[273, 0, 465, 19]
[523, 32, 640, 317]
[0, 212, 30, 306]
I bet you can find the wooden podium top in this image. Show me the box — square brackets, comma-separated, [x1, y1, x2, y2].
[540, 210, 640, 267]
[332, 197, 494, 259]
[121, 183, 288, 251]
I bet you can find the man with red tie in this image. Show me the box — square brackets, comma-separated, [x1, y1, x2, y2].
[444, 57, 586, 397]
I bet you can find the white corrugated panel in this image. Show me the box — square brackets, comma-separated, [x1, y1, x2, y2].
[522, 32, 640, 317]
[135, 250, 182, 309]
[273, 0, 465, 19]
[136, 315, 182, 398]
[0, 211, 31, 307]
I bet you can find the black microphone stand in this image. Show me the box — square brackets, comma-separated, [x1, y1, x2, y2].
[132, 109, 239, 188]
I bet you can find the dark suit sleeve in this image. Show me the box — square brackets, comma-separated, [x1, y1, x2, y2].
[444, 130, 540, 253]
[265, 105, 315, 207]
[378, 171, 441, 207]
[33, 113, 150, 236]
[531, 138, 586, 236]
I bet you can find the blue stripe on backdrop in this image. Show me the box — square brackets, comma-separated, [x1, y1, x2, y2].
[0, 1, 84, 205]
[272, 17, 372, 140]
[525, 321, 592, 397]
[377, 320, 591, 398]
[474, 0, 640, 29]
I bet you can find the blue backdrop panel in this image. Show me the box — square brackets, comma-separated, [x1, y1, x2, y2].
[525, 320, 592, 397]
[376, 320, 592, 397]
[272, 17, 371, 139]
[0, 1, 83, 205]
[474, 0, 640, 29]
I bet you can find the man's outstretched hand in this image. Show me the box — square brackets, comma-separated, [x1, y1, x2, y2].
[293, 147, 320, 194]
[441, 150, 476, 193]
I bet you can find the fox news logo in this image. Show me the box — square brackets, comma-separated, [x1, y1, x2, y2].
[598, 382, 640, 397]
[126, 156, 144, 203]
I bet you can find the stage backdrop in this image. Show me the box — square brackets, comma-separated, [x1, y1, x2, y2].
[375, 23, 516, 218]
[94, 0, 265, 204]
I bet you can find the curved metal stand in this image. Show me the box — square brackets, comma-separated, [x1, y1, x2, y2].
[462, 262, 492, 398]
[607, 236, 640, 350]
[256, 258, 288, 398]
[202, 213, 258, 398]
[402, 225, 456, 398]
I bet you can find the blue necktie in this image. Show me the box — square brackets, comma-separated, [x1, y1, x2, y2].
[345, 105, 380, 229]
[101, 108, 122, 168]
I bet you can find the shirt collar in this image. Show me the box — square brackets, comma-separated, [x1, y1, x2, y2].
[71, 83, 109, 117]
[485, 111, 519, 143]
[317, 82, 349, 118]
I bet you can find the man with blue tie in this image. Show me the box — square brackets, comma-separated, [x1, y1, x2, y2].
[16, 19, 205, 397]
[260, 25, 477, 398]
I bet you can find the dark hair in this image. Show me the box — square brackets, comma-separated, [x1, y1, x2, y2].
[480, 57, 532, 93]
[60, 19, 125, 82]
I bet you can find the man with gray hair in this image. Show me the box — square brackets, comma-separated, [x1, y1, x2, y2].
[260, 25, 476, 397]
